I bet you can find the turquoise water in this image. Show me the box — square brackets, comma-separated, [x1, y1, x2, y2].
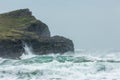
[0, 50, 120, 80]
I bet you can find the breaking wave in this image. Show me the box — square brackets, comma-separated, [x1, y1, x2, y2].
[0, 48, 120, 80]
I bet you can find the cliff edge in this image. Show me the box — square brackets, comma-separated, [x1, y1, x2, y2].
[0, 9, 74, 59]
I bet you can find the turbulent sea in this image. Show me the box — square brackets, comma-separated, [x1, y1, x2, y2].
[0, 49, 120, 80]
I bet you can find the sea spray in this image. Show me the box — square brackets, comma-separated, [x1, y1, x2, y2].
[24, 43, 33, 55]
[20, 42, 35, 59]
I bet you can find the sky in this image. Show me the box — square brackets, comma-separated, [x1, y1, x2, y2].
[0, 0, 120, 50]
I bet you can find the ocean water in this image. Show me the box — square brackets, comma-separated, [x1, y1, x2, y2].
[0, 48, 120, 80]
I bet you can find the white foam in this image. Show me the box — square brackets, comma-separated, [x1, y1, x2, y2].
[0, 50, 120, 80]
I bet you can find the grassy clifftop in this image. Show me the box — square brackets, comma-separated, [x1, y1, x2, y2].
[0, 9, 44, 39]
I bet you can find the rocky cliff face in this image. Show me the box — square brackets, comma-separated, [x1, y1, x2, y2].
[0, 9, 74, 59]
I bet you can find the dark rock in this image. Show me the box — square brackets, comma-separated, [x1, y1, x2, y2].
[24, 36, 74, 55]
[0, 9, 74, 59]
[25, 20, 50, 37]
[0, 39, 24, 59]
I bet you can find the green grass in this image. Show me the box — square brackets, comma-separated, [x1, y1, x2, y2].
[0, 11, 38, 39]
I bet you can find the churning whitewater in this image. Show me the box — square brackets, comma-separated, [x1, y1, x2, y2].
[0, 46, 120, 80]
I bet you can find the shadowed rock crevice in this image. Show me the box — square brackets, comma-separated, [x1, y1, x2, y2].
[0, 9, 74, 59]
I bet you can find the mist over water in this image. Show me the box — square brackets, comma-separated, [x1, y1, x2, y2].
[0, 46, 120, 80]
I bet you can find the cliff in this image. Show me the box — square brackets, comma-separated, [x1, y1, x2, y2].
[0, 9, 50, 39]
[0, 9, 74, 59]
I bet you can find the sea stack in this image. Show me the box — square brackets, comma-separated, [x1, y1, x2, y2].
[0, 9, 74, 59]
